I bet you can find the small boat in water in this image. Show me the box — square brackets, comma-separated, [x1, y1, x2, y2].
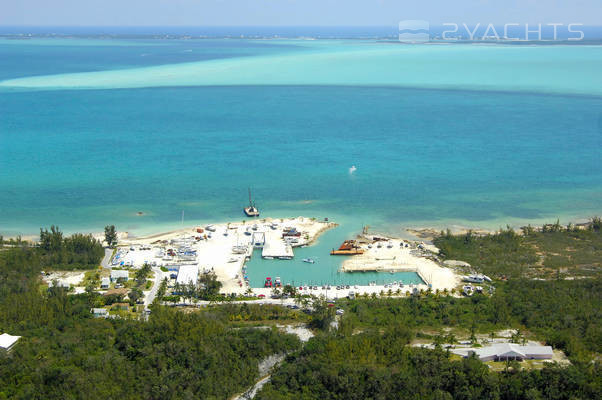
[264, 277, 273, 287]
[244, 188, 260, 217]
[302, 258, 315, 264]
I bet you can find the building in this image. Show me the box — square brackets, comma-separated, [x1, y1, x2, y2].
[49, 280, 70, 289]
[110, 269, 129, 282]
[176, 264, 199, 286]
[111, 303, 130, 311]
[100, 277, 110, 289]
[167, 265, 180, 279]
[90, 308, 108, 318]
[467, 343, 554, 362]
[0, 333, 21, 352]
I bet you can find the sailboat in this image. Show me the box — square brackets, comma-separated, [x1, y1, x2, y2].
[244, 187, 260, 217]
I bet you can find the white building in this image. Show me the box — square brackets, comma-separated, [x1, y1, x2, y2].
[0, 333, 21, 352]
[90, 308, 108, 318]
[110, 269, 129, 282]
[176, 265, 199, 286]
[100, 277, 110, 289]
[467, 343, 554, 362]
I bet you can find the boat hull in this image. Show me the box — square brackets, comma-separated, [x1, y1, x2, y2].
[244, 207, 260, 217]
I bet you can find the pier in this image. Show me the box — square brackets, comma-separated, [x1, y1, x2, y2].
[262, 240, 294, 259]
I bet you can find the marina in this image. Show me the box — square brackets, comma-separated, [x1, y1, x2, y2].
[116, 216, 461, 297]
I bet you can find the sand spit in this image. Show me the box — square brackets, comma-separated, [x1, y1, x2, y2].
[339, 235, 461, 292]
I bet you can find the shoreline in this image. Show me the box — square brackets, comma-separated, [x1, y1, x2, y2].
[2, 214, 598, 243]
[23, 214, 600, 299]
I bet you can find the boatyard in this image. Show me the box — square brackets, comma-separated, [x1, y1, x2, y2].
[117, 217, 337, 294]
[110, 217, 463, 299]
[337, 235, 461, 291]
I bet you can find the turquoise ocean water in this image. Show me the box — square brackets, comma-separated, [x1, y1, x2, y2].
[1, 37, 601, 285]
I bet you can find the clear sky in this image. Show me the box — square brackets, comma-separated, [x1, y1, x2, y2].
[1, 0, 599, 26]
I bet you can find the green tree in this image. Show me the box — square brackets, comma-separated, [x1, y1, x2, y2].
[129, 287, 143, 305]
[104, 225, 117, 248]
[135, 263, 152, 286]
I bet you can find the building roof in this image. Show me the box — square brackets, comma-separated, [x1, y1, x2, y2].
[101, 277, 110, 284]
[176, 264, 199, 285]
[49, 280, 70, 288]
[103, 288, 129, 296]
[111, 270, 129, 279]
[91, 308, 108, 315]
[0, 333, 21, 350]
[470, 343, 553, 360]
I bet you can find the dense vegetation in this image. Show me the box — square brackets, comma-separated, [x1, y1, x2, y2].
[257, 329, 600, 400]
[1, 221, 600, 399]
[337, 279, 601, 359]
[38, 225, 105, 270]
[255, 223, 602, 400]
[0, 243, 300, 400]
[434, 218, 602, 279]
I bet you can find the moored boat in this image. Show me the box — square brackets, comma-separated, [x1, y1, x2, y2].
[244, 188, 260, 217]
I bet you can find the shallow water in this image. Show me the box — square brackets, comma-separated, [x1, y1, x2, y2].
[245, 227, 425, 288]
[1, 38, 601, 245]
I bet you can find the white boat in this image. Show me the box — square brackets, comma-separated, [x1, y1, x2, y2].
[263, 256, 274, 260]
[302, 258, 315, 264]
[232, 246, 247, 254]
[228, 258, 238, 263]
[464, 274, 485, 283]
[205, 225, 216, 232]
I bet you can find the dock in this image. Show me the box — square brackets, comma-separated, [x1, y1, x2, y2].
[262, 240, 294, 259]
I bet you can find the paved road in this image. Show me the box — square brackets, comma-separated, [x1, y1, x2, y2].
[100, 248, 113, 270]
[144, 267, 164, 310]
